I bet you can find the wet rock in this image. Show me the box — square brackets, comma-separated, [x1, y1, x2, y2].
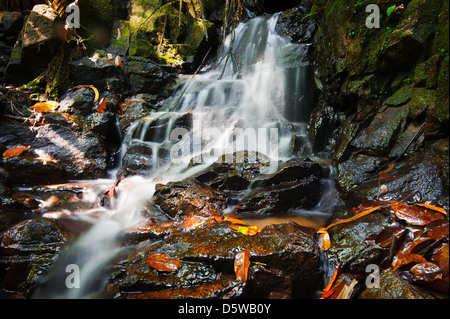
[127, 58, 176, 95]
[326, 209, 391, 273]
[107, 221, 321, 299]
[153, 180, 227, 220]
[58, 88, 96, 117]
[344, 139, 449, 208]
[276, 0, 316, 43]
[0, 113, 107, 185]
[350, 105, 409, 157]
[234, 158, 323, 216]
[0, 218, 71, 297]
[360, 269, 445, 299]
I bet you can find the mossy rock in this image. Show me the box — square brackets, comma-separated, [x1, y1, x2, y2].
[383, 85, 414, 107]
[409, 87, 437, 119]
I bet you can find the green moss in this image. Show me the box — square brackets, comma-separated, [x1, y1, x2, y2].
[383, 85, 414, 106]
[409, 87, 437, 119]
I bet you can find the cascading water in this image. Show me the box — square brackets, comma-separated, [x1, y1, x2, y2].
[33, 13, 336, 298]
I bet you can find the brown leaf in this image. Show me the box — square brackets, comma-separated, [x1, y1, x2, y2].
[392, 251, 427, 270]
[391, 202, 443, 226]
[375, 222, 405, 248]
[410, 262, 442, 281]
[3, 145, 32, 160]
[146, 253, 182, 272]
[379, 163, 395, 175]
[425, 220, 449, 240]
[234, 250, 251, 283]
[432, 244, 449, 268]
[104, 176, 124, 198]
[115, 55, 122, 67]
[212, 216, 247, 225]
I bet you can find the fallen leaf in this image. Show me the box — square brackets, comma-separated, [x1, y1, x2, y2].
[230, 224, 261, 235]
[146, 253, 182, 272]
[184, 215, 206, 230]
[73, 85, 100, 102]
[380, 184, 388, 194]
[322, 262, 342, 297]
[410, 262, 442, 281]
[392, 251, 427, 270]
[95, 97, 107, 113]
[379, 163, 395, 175]
[318, 229, 331, 251]
[374, 222, 405, 248]
[234, 250, 251, 283]
[432, 244, 449, 268]
[115, 55, 122, 67]
[104, 176, 124, 198]
[30, 101, 58, 113]
[323, 205, 384, 231]
[416, 203, 448, 216]
[212, 216, 247, 225]
[391, 202, 443, 226]
[335, 279, 358, 299]
[3, 145, 32, 160]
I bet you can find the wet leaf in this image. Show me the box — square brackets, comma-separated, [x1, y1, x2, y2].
[230, 224, 261, 235]
[391, 202, 443, 226]
[425, 220, 449, 240]
[184, 215, 206, 230]
[146, 253, 182, 272]
[324, 205, 384, 231]
[212, 216, 247, 225]
[379, 163, 395, 174]
[392, 251, 427, 270]
[73, 85, 100, 102]
[104, 176, 124, 198]
[432, 244, 449, 268]
[30, 101, 58, 113]
[115, 55, 122, 67]
[353, 200, 380, 213]
[322, 262, 342, 297]
[234, 250, 251, 283]
[95, 97, 107, 113]
[416, 203, 448, 216]
[3, 145, 32, 160]
[318, 229, 331, 251]
[375, 222, 405, 248]
[335, 279, 358, 299]
[410, 262, 442, 281]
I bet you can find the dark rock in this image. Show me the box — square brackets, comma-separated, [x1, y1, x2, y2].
[360, 268, 446, 299]
[0, 11, 24, 38]
[127, 58, 176, 95]
[153, 180, 227, 220]
[58, 88, 96, 116]
[326, 209, 391, 273]
[276, 1, 316, 43]
[0, 218, 70, 297]
[107, 221, 321, 299]
[235, 175, 321, 216]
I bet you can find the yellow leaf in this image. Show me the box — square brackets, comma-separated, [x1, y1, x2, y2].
[416, 203, 448, 216]
[73, 85, 100, 102]
[230, 224, 261, 235]
[318, 230, 331, 251]
[30, 101, 58, 113]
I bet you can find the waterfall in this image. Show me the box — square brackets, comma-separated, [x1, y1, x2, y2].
[33, 13, 327, 299]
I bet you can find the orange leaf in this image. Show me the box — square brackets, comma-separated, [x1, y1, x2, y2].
[115, 55, 122, 67]
[95, 97, 107, 113]
[392, 252, 427, 270]
[379, 163, 395, 175]
[146, 253, 182, 272]
[322, 262, 342, 297]
[391, 202, 443, 226]
[318, 229, 331, 251]
[30, 101, 58, 113]
[3, 145, 32, 160]
[416, 203, 448, 216]
[184, 215, 206, 230]
[230, 224, 261, 235]
[212, 216, 247, 225]
[323, 205, 383, 231]
[234, 250, 251, 283]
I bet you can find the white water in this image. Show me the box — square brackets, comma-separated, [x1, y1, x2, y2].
[33, 14, 333, 298]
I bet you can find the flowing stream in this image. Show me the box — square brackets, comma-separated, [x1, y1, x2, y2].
[33, 13, 336, 298]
